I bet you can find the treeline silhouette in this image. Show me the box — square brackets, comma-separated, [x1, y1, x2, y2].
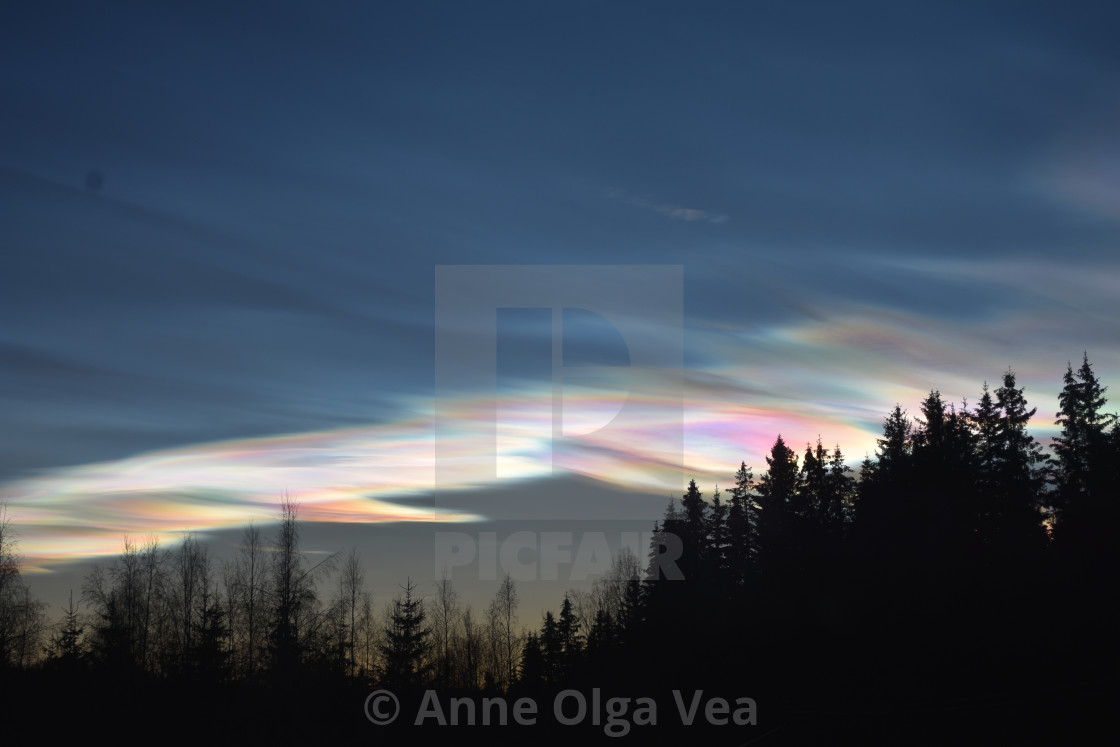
[1, 355, 1118, 743]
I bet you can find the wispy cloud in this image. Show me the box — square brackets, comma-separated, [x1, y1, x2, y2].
[606, 188, 729, 224]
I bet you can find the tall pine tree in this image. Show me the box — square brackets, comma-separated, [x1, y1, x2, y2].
[727, 462, 756, 584]
[1051, 354, 1117, 555]
[380, 578, 431, 689]
[756, 435, 800, 570]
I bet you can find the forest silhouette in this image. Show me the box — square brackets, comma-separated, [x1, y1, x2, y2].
[1, 354, 1118, 744]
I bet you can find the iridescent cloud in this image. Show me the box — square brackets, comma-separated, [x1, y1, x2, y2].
[5, 264, 1115, 573]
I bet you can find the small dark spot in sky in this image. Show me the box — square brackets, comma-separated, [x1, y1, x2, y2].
[85, 169, 104, 192]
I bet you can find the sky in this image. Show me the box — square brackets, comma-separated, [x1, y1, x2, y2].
[2, 0, 1120, 616]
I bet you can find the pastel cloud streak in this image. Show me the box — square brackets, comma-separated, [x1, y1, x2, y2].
[9, 259, 1112, 574]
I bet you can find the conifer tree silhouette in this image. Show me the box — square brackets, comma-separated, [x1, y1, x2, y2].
[379, 577, 431, 689]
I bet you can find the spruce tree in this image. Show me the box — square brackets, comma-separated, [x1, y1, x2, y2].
[991, 369, 1047, 550]
[585, 609, 616, 656]
[519, 631, 544, 687]
[1052, 354, 1117, 552]
[678, 480, 708, 577]
[877, 404, 913, 479]
[756, 435, 800, 569]
[1053, 355, 1112, 506]
[380, 578, 431, 689]
[47, 590, 86, 668]
[727, 462, 756, 583]
[708, 485, 729, 571]
[539, 610, 562, 685]
[852, 407, 915, 567]
[825, 444, 855, 531]
[557, 593, 582, 678]
[797, 438, 828, 523]
[974, 382, 1001, 485]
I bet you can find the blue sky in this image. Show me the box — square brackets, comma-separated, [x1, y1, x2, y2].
[2, 1, 1119, 609]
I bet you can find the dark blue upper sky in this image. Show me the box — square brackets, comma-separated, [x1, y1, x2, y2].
[3, 2, 1120, 582]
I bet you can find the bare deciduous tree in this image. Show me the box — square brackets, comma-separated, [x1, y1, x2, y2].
[431, 567, 460, 687]
[487, 573, 520, 690]
[459, 604, 483, 689]
[238, 523, 266, 677]
[339, 548, 363, 677]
